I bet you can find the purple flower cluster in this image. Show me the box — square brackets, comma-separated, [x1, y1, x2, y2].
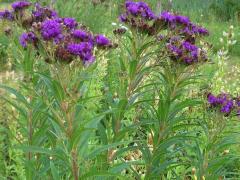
[72, 29, 93, 42]
[167, 37, 207, 65]
[119, 1, 156, 34]
[63, 18, 78, 30]
[32, 3, 58, 22]
[0, 10, 14, 21]
[119, 1, 210, 65]
[181, 24, 209, 40]
[159, 11, 189, 25]
[1, 1, 32, 23]
[207, 93, 240, 116]
[95, 34, 111, 47]
[63, 32, 112, 63]
[143, 9, 209, 65]
[119, 1, 209, 38]
[19, 32, 37, 48]
[41, 19, 62, 41]
[158, 11, 209, 37]
[2, 1, 113, 64]
[124, 1, 156, 20]
[159, 11, 176, 25]
[11, 1, 31, 11]
[39, 17, 112, 63]
[67, 42, 95, 63]
[40, 20, 112, 63]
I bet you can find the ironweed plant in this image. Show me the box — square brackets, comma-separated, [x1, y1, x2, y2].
[0, 1, 116, 179]
[0, 0, 240, 179]
[186, 92, 240, 179]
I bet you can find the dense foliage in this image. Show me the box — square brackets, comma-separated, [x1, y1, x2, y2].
[0, 0, 240, 179]
[210, 0, 240, 20]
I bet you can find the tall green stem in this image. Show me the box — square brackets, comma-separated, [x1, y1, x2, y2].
[71, 149, 79, 180]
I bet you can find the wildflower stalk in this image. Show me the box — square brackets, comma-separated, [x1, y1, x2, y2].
[200, 113, 228, 178]
[54, 64, 81, 178]
[115, 32, 155, 135]
[26, 108, 33, 180]
[71, 149, 79, 180]
[27, 107, 33, 160]
[21, 49, 35, 179]
[126, 30, 140, 98]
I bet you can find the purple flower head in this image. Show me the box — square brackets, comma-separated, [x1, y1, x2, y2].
[54, 17, 63, 23]
[207, 93, 218, 106]
[63, 17, 78, 29]
[181, 23, 209, 38]
[191, 50, 198, 59]
[50, 10, 58, 18]
[216, 93, 228, 104]
[138, 1, 151, 11]
[182, 41, 198, 52]
[158, 12, 206, 35]
[67, 42, 95, 63]
[120, 1, 156, 33]
[139, 2, 155, 19]
[0, 10, 14, 21]
[12, 1, 31, 11]
[95, 34, 111, 47]
[19, 33, 28, 47]
[220, 100, 234, 114]
[182, 26, 193, 36]
[124, 1, 156, 20]
[166, 36, 204, 65]
[32, 10, 42, 19]
[182, 41, 199, 61]
[54, 34, 64, 44]
[33, 3, 44, 17]
[119, 14, 127, 22]
[207, 93, 235, 115]
[159, 11, 176, 23]
[72, 29, 93, 42]
[190, 24, 200, 34]
[41, 19, 62, 40]
[197, 27, 209, 36]
[167, 44, 182, 57]
[125, 1, 133, 7]
[126, 2, 139, 15]
[175, 15, 190, 25]
[19, 32, 37, 48]
[32, 3, 58, 22]
[145, 10, 156, 20]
